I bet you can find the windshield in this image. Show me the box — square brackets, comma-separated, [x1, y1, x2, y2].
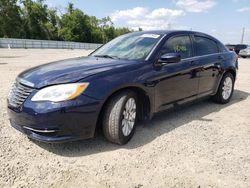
[91, 32, 163, 60]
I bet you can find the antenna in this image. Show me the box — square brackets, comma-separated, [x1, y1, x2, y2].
[241, 27, 245, 44]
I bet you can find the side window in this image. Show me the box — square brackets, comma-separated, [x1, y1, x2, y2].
[194, 36, 219, 56]
[160, 35, 193, 59]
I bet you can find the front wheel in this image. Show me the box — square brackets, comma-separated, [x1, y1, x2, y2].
[102, 91, 137, 145]
[212, 72, 235, 104]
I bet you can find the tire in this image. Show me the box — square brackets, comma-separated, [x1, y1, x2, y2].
[212, 72, 235, 104]
[241, 56, 247, 58]
[102, 91, 137, 145]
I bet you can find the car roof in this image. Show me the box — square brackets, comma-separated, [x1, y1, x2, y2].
[137, 30, 211, 36]
[136, 30, 221, 43]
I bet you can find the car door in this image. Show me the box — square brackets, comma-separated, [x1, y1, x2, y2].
[193, 35, 221, 96]
[153, 35, 200, 111]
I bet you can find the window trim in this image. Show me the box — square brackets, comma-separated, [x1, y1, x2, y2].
[146, 34, 167, 61]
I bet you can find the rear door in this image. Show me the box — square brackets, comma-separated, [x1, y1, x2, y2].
[193, 35, 221, 96]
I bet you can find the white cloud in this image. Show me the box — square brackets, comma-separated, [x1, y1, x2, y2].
[111, 7, 148, 22]
[146, 8, 184, 19]
[237, 7, 250, 12]
[175, 0, 216, 13]
[110, 7, 184, 30]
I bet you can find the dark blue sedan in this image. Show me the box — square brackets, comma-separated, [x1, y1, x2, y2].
[7, 30, 238, 145]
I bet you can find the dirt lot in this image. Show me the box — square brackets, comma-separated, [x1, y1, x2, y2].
[0, 49, 249, 188]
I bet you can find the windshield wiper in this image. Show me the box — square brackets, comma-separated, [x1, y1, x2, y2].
[94, 55, 118, 59]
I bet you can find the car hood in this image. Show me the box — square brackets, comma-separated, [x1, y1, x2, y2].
[17, 56, 136, 89]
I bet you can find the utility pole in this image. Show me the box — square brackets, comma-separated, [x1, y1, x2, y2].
[241, 27, 245, 44]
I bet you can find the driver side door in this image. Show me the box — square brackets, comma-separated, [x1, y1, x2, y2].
[154, 35, 200, 111]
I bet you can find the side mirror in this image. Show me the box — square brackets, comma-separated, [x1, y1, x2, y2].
[156, 53, 181, 66]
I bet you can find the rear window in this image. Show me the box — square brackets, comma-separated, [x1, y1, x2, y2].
[194, 36, 219, 56]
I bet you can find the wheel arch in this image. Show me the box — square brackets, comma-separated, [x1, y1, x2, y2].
[225, 68, 236, 80]
[95, 86, 152, 131]
[214, 67, 236, 95]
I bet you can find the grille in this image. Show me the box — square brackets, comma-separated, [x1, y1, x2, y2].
[8, 82, 33, 108]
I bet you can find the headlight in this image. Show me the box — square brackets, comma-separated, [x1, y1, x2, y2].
[31, 83, 89, 102]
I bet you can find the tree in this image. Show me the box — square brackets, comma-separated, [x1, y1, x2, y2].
[45, 8, 60, 40]
[114, 27, 131, 36]
[21, 0, 51, 39]
[0, 0, 23, 38]
[0, 0, 132, 43]
[90, 28, 103, 43]
[58, 3, 92, 42]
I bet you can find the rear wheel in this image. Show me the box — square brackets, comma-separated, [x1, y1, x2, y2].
[212, 72, 235, 104]
[102, 91, 137, 145]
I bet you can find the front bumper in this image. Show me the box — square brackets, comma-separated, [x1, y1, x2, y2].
[7, 93, 102, 143]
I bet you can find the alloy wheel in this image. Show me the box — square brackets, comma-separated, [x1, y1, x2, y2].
[222, 77, 233, 100]
[122, 98, 136, 136]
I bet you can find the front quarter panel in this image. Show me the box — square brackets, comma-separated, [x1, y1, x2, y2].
[81, 61, 156, 112]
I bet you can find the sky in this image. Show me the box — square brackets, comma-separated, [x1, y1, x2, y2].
[45, 0, 250, 44]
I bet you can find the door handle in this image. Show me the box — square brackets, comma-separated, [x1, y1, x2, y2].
[218, 55, 224, 60]
[189, 61, 197, 66]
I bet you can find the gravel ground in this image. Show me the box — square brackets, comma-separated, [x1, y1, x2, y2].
[0, 49, 249, 188]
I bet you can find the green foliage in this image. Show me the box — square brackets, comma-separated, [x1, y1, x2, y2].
[0, 0, 133, 43]
[59, 7, 91, 42]
[21, 0, 51, 39]
[0, 0, 24, 38]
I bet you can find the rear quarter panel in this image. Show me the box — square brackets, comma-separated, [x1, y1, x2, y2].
[213, 51, 238, 93]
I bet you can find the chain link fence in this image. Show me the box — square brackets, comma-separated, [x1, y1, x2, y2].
[0, 38, 102, 50]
